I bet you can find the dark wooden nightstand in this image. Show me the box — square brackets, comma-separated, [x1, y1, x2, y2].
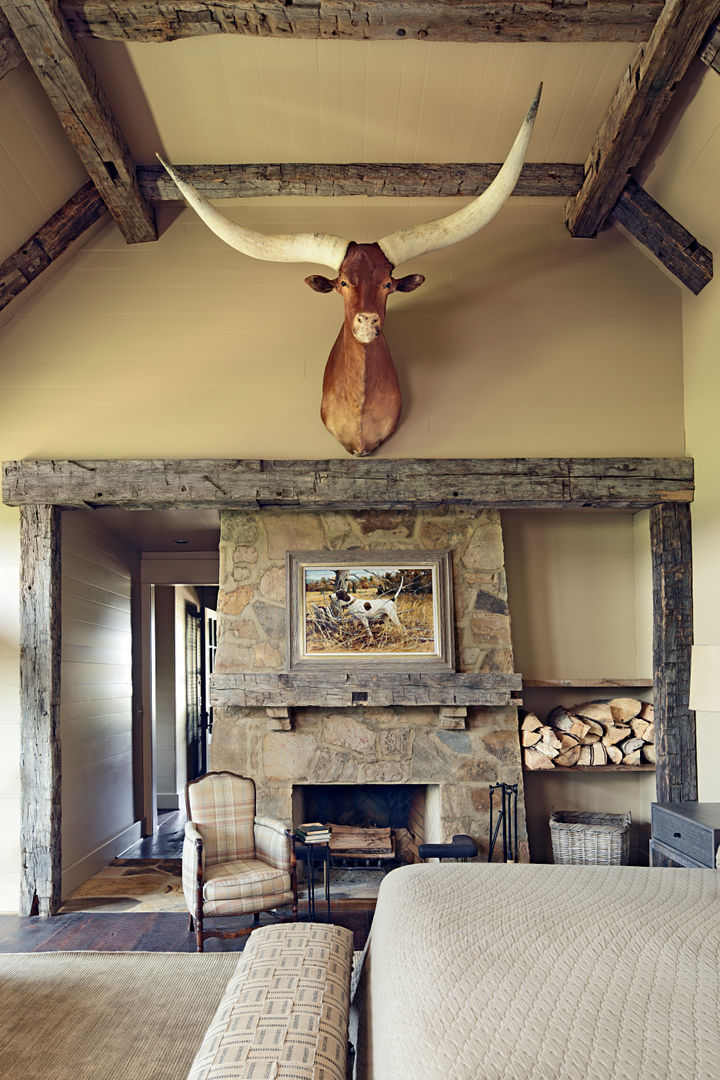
[650, 802, 720, 868]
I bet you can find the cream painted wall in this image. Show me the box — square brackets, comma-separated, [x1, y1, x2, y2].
[645, 66, 720, 802]
[60, 512, 140, 897]
[0, 193, 685, 908]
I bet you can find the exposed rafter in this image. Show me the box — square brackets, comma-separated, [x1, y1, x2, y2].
[61, 0, 662, 44]
[140, 161, 585, 201]
[0, 11, 23, 79]
[2, 0, 156, 244]
[0, 181, 106, 313]
[566, 0, 720, 239]
[700, 18, 720, 73]
[612, 179, 712, 294]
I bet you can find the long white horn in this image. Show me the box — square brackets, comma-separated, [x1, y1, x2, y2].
[378, 85, 542, 268]
[157, 156, 350, 272]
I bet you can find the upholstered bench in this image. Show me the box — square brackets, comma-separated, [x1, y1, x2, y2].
[186, 922, 354, 1080]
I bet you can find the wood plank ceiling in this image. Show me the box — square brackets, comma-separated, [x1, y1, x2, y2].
[1, 0, 719, 314]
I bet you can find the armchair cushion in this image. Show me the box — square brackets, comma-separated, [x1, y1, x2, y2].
[202, 859, 293, 917]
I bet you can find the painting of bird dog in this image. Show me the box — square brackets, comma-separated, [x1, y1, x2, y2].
[287, 550, 455, 671]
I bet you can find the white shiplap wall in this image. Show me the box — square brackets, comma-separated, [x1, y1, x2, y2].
[60, 512, 141, 897]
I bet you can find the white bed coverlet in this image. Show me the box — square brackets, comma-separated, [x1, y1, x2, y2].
[355, 863, 720, 1080]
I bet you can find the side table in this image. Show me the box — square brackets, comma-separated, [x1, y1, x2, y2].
[650, 802, 720, 868]
[294, 838, 331, 921]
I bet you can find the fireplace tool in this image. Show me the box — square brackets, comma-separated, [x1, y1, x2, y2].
[488, 782, 518, 862]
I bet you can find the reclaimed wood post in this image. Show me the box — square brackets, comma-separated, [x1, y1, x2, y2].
[19, 505, 62, 916]
[650, 502, 697, 803]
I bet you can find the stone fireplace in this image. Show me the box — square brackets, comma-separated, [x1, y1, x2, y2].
[209, 506, 526, 859]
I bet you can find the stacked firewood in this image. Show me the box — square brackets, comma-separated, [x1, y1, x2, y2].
[522, 698, 655, 769]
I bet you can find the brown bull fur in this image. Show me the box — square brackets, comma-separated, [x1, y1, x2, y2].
[306, 242, 424, 456]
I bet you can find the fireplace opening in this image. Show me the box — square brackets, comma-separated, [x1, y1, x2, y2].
[293, 784, 430, 871]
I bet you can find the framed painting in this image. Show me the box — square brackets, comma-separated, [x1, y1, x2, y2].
[286, 549, 455, 672]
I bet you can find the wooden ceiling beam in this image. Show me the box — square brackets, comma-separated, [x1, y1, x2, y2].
[61, 1, 662, 44]
[0, 11, 24, 79]
[611, 178, 712, 295]
[2, 0, 156, 244]
[0, 181, 107, 313]
[700, 19, 720, 73]
[140, 161, 584, 201]
[566, 0, 720, 239]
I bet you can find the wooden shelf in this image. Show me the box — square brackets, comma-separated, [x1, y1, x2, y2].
[522, 678, 653, 688]
[524, 764, 655, 773]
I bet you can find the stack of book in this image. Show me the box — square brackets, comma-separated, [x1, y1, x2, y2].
[295, 822, 332, 844]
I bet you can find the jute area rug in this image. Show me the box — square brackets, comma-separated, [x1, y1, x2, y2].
[0, 950, 239, 1080]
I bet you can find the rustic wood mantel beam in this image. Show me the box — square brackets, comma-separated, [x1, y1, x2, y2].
[2, 0, 156, 244]
[61, 0, 663, 44]
[0, 11, 24, 79]
[140, 162, 584, 201]
[566, 0, 720, 239]
[0, 182, 107, 313]
[611, 178, 712, 295]
[1, 457, 694, 511]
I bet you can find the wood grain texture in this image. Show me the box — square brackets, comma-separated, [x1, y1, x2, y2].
[62, 0, 663, 43]
[210, 671, 522, 708]
[0, 11, 24, 79]
[611, 179, 712, 295]
[0, 182, 107, 313]
[2, 0, 155, 244]
[1, 457, 695, 510]
[566, 0, 720, 238]
[140, 162, 584, 201]
[19, 505, 62, 917]
[650, 502, 697, 804]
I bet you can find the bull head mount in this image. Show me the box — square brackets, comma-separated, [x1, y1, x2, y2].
[158, 85, 541, 456]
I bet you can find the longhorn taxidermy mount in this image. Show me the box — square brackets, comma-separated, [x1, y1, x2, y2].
[158, 85, 541, 457]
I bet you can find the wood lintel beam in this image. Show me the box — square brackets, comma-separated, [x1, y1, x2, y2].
[2, 0, 156, 244]
[566, 0, 720, 239]
[1, 457, 694, 511]
[611, 178, 712, 295]
[0, 182, 107, 314]
[61, 0, 662, 44]
[140, 161, 584, 201]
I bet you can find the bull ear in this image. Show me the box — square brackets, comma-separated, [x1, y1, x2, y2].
[305, 275, 335, 293]
[395, 274, 425, 293]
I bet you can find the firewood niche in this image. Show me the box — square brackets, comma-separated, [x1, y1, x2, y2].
[522, 691, 656, 771]
[209, 670, 522, 730]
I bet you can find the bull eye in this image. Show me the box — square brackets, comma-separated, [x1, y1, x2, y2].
[384, 281, 392, 289]
[341, 280, 348, 287]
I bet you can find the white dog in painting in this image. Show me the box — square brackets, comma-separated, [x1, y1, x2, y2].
[329, 577, 404, 638]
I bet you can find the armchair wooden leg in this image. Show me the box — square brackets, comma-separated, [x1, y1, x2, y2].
[195, 914, 204, 952]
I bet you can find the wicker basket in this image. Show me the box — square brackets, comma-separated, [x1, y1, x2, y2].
[549, 810, 631, 865]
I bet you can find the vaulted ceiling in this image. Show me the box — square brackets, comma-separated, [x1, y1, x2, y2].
[1, 0, 719, 313]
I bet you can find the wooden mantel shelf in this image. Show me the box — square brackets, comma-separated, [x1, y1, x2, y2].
[210, 671, 522, 729]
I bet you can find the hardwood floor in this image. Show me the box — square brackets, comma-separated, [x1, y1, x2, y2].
[0, 908, 374, 952]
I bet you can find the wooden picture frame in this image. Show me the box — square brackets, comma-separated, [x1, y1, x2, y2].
[286, 549, 455, 672]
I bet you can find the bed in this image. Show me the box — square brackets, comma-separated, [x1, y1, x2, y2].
[353, 862, 720, 1079]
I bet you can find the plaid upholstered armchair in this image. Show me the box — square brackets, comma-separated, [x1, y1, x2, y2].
[183, 771, 298, 951]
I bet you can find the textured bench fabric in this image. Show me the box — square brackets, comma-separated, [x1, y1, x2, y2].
[187, 922, 353, 1080]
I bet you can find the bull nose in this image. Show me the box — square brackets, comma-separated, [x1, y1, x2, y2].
[352, 312, 381, 343]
